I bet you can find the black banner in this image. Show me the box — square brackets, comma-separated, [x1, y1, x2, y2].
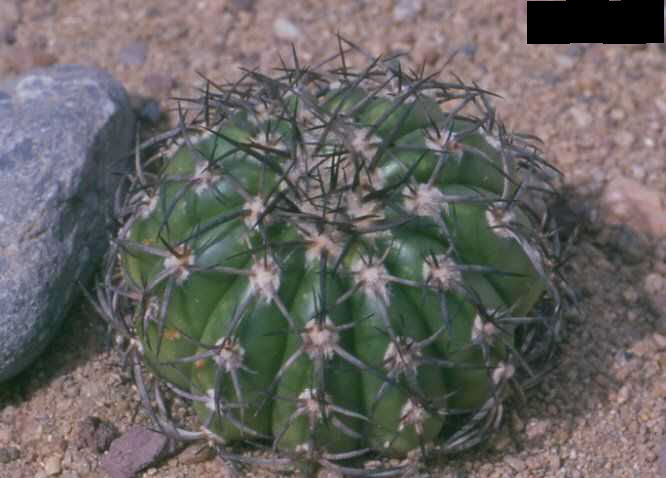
[527, 0, 664, 44]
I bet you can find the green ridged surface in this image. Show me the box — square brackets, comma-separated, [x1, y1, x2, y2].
[105, 54, 562, 470]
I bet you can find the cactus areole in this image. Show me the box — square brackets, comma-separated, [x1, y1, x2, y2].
[98, 43, 566, 475]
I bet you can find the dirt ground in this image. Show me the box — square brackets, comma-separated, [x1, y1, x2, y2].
[1, 1, 665, 477]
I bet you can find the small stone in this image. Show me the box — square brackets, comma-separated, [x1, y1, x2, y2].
[461, 42, 478, 59]
[504, 455, 526, 472]
[231, 0, 255, 11]
[656, 97, 666, 114]
[0, 446, 20, 464]
[118, 40, 149, 66]
[43, 454, 63, 476]
[653, 333, 666, 350]
[616, 384, 631, 404]
[569, 105, 592, 128]
[71, 455, 91, 475]
[273, 17, 301, 41]
[138, 99, 162, 124]
[143, 73, 176, 97]
[645, 273, 665, 296]
[609, 107, 626, 121]
[613, 130, 635, 148]
[0, 1, 19, 45]
[62, 382, 81, 399]
[489, 428, 512, 451]
[317, 468, 343, 478]
[526, 419, 550, 440]
[393, 0, 424, 22]
[100, 426, 172, 478]
[0, 424, 11, 442]
[622, 287, 639, 304]
[178, 444, 216, 465]
[1, 404, 17, 424]
[76, 416, 119, 454]
[129, 95, 163, 124]
[602, 176, 666, 238]
[554, 54, 577, 69]
[653, 381, 666, 398]
[645, 273, 666, 314]
[630, 337, 655, 357]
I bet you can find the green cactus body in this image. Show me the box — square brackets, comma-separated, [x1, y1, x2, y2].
[102, 49, 562, 472]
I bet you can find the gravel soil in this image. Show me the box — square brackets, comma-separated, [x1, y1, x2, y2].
[1, 1, 665, 477]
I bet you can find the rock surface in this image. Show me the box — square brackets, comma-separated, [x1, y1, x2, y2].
[0, 64, 135, 382]
[99, 426, 173, 478]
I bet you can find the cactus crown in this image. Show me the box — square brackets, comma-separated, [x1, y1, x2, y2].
[95, 39, 567, 476]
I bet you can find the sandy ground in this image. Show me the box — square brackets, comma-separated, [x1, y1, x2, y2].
[1, 1, 665, 477]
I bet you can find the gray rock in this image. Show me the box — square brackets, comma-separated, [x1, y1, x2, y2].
[0, 64, 135, 382]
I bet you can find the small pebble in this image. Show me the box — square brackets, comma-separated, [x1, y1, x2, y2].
[630, 337, 655, 357]
[0, 446, 20, 464]
[1, 405, 17, 424]
[526, 419, 550, 440]
[393, 0, 424, 22]
[143, 73, 177, 97]
[118, 40, 149, 66]
[130, 95, 163, 124]
[601, 177, 666, 237]
[609, 107, 626, 121]
[139, 99, 162, 124]
[178, 444, 216, 465]
[653, 333, 666, 350]
[653, 382, 666, 399]
[43, 454, 63, 476]
[273, 17, 301, 41]
[100, 426, 171, 478]
[76, 416, 119, 454]
[616, 384, 631, 404]
[569, 105, 592, 128]
[0, 425, 11, 442]
[613, 130, 635, 148]
[644, 273, 665, 296]
[504, 455, 526, 472]
[231, 0, 255, 11]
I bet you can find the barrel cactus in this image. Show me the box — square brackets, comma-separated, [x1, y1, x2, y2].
[96, 42, 566, 475]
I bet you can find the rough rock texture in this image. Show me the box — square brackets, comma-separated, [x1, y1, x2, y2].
[0, 64, 135, 382]
[99, 426, 173, 478]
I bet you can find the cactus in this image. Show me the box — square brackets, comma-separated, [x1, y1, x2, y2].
[96, 41, 567, 475]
